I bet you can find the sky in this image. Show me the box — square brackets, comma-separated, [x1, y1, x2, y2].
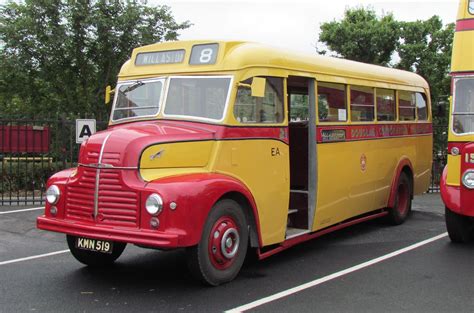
[157, 0, 459, 54]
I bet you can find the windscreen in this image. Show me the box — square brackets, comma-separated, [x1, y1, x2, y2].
[164, 77, 232, 120]
[112, 80, 164, 121]
[453, 78, 474, 134]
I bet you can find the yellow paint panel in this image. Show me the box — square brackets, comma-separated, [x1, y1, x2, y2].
[313, 135, 432, 232]
[447, 155, 461, 186]
[140, 168, 208, 182]
[214, 140, 289, 246]
[140, 141, 214, 170]
[451, 31, 474, 73]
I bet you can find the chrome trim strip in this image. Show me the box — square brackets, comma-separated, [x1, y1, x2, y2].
[94, 133, 112, 219]
[78, 163, 137, 170]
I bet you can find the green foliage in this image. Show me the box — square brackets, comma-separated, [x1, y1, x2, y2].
[0, 0, 190, 118]
[318, 7, 454, 153]
[318, 7, 399, 65]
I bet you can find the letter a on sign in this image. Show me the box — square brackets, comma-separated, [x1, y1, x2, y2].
[76, 119, 96, 144]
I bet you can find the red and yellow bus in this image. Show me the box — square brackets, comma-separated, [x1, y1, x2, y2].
[441, 0, 474, 243]
[37, 40, 432, 285]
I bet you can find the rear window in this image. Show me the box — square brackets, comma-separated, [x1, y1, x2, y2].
[416, 93, 428, 120]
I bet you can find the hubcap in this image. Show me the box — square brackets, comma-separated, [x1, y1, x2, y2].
[208, 216, 240, 270]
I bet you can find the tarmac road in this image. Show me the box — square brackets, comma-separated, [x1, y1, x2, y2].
[0, 194, 473, 313]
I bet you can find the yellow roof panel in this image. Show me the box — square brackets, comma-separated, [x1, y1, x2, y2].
[118, 40, 428, 89]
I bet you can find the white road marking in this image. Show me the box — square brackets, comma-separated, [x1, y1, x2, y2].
[0, 207, 44, 215]
[226, 232, 448, 313]
[0, 250, 69, 266]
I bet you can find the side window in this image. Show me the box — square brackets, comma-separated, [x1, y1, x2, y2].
[289, 94, 309, 122]
[318, 82, 347, 122]
[469, 0, 474, 14]
[399, 90, 416, 121]
[376, 88, 396, 121]
[416, 92, 428, 121]
[234, 77, 284, 124]
[350, 86, 374, 122]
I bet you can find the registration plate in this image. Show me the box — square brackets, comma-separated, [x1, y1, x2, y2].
[75, 237, 113, 254]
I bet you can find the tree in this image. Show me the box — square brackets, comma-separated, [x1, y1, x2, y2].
[318, 7, 454, 153]
[318, 7, 399, 66]
[396, 16, 454, 153]
[0, 0, 191, 118]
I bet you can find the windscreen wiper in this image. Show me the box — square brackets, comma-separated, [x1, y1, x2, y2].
[121, 81, 144, 93]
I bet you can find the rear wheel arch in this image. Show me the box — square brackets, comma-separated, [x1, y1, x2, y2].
[388, 159, 414, 208]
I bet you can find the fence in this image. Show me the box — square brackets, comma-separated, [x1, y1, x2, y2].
[0, 117, 447, 205]
[0, 116, 107, 205]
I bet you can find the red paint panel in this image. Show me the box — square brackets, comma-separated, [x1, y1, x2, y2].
[38, 169, 261, 248]
[220, 126, 287, 143]
[447, 142, 467, 155]
[458, 142, 474, 216]
[142, 173, 261, 247]
[37, 216, 181, 247]
[440, 166, 462, 214]
[317, 123, 432, 143]
[456, 18, 474, 31]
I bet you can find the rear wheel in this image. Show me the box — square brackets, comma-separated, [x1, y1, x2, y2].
[66, 235, 126, 267]
[386, 172, 412, 225]
[445, 207, 473, 243]
[187, 199, 249, 286]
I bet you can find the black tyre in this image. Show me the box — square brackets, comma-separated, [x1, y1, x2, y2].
[66, 235, 126, 267]
[186, 199, 249, 286]
[445, 207, 473, 243]
[386, 172, 412, 225]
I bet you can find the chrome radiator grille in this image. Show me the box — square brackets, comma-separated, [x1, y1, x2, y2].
[65, 167, 139, 227]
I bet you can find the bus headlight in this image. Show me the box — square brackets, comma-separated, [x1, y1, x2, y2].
[145, 193, 163, 215]
[462, 170, 474, 189]
[46, 185, 60, 204]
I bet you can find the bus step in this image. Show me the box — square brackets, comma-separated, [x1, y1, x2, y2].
[290, 189, 309, 194]
[288, 209, 298, 215]
[285, 227, 310, 239]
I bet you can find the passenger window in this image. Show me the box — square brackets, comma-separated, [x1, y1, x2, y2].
[318, 82, 347, 122]
[350, 86, 374, 122]
[416, 93, 428, 120]
[376, 88, 396, 121]
[234, 77, 284, 124]
[399, 91, 416, 121]
[289, 94, 309, 122]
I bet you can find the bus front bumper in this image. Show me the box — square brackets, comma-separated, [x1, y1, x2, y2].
[37, 216, 182, 248]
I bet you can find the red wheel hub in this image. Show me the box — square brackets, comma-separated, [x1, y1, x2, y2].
[396, 182, 409, 215]
[208, 216, 240, 270]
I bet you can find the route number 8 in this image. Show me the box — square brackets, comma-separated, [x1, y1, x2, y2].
[200, 48, 213, 63]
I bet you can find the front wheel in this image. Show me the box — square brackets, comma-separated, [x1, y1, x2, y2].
[66, 235, 126, 267]
[445, 207, 473, 243]
[187, 199, 249, 286]
[386, 172, 412, 225]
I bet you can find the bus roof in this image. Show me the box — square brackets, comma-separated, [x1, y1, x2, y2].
[119, 40, 429, 89]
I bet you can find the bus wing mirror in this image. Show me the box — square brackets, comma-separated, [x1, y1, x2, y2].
[251, 77, 266, 98]
[105, 85, 115, 105]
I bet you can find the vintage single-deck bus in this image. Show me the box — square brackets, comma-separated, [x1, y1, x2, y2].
[441, 0, 474, 243]
[37, 40, 432, 285]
